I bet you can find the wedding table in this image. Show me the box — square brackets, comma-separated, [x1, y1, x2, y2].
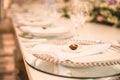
[12, 21, 120, 80]
[8, 1, 120, 80]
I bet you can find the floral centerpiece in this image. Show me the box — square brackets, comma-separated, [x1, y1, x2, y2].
[90, 0, 120, 28]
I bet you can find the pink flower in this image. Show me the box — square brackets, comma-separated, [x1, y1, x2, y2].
[108, 0, 117, 5]
[97, 16, 105, 22]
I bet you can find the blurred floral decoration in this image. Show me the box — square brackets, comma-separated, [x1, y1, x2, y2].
[61, 0, 71, 19]
[90, 0, 120, 28]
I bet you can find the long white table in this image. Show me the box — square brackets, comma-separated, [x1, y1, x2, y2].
[13, 22, 120, 80]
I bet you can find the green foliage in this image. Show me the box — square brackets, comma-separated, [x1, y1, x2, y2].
[64, 0, 70, 3]
[61, 0, 71, 19]
[90, 6, 120, 28]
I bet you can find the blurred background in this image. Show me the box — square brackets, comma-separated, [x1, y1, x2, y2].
[0, 0, 29, 80]
[0, 0, 120, 80]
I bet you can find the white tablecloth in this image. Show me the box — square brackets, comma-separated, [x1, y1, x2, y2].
[13, 22, 120, 80]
